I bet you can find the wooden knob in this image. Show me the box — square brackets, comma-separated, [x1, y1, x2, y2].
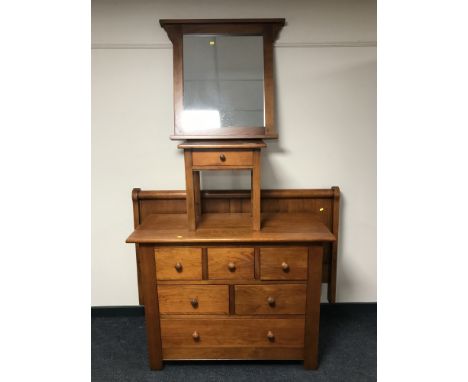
[227, 262, 236, 272]
[267, 296, 275, 306]
[281, 262, 289, 272]
[174, 262, 183, 272]
[219, 153, 226, 162]
[190, 298, 198, 308]
[192, 331, 200, 340]
[267, 331, 275, 341]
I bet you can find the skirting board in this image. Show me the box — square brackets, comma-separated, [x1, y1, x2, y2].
[91, 303, 376, 318]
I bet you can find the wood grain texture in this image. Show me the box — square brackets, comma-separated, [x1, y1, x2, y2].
[263, 25, 275, 136]
[193, 171, 201, 222]
[127, 213, 335, 244]
[260, 247, 308, 280]
[192, 151, 253, 167]
[304, 245, 324, 369]
[201, 248, 208, 280]
[178, 140, 267, 149]
[162, 347, 303, 360]
[229, 285, 235, 314]
[139, 245, 163, 369]
[161, 318, 303, 346]
[169, 25, 183, 134]
[160, 317, 303, 360]
[170, 129, 268, 141]
[254, 247, 260, 279]
[207, 247, 254, 280]
[155, 247, 202, 280]
[137, 188, 335, 200]
[252, 150, 261, 230]
[183, 150, 196, 230]
[235, 284, 306, 315]
[157, 279, 307, 285]
[161, 314, 305, 319]
[160, 19, 286, 26]
[157, 285, 229, 314]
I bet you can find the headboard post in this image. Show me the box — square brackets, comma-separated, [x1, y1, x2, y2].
[132, 188, 144, 305]
[328, 186, 340, 303]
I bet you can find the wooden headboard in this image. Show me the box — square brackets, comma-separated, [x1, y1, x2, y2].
[131, 188, 340, 303]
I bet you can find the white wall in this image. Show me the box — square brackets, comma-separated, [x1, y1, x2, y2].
[91, 0, 376, 305]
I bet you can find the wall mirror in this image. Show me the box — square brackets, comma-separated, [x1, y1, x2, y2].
[160, 19, 285, 140]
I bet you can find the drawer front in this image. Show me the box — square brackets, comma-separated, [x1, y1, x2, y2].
[155, 247, 202, 280]
[161, 318, 304, 360]
[158, 285, 229, 314]
[192, 150, 253, 167]
[208, 247, 254, 280]
[260, 247, 308, 280]
[235, 284, 306, 315]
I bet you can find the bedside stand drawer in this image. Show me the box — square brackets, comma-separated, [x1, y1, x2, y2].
[208, 247, 254, 280]
[155, 247, 202, 280]
[158, 285, 229, 314]
[235, 284, 306, 315]
[192, 150, 253, 167]
[260, 247, 308, 280]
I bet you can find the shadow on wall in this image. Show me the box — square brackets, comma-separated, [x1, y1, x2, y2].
[335, 191, 346, 301]
[261, 139, 286, 189]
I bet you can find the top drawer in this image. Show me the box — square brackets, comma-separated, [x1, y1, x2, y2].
[260, 247, 308, 280]
[207, 247, 254, 280]
[155, 247, 202, 280]
[192, 150, 253, 167]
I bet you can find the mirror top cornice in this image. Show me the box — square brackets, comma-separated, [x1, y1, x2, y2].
[160, 19, 285, 24]
[160, 18, 285, 141]
[160, 18, 285, 40]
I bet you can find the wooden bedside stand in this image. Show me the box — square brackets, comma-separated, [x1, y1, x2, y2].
[179, 140, 266, 231]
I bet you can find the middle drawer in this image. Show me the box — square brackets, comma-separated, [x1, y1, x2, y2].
[158, 285, 229, 314]
[235, 284, 307, 315]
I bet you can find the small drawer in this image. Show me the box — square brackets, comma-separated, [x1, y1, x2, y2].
[208, 247, 254, 280]
[235, 284, 306, 315]
[192, 150, 253, 167]
[260, 247, 308, 280]
[158, 285, 229, 314]
[155, 247, 202, 280]
[161, 317, 304, 360]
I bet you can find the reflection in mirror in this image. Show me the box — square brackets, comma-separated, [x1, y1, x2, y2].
[183, 35, 264, 130]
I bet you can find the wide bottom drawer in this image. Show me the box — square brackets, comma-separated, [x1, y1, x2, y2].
[160, 318, 305, 360]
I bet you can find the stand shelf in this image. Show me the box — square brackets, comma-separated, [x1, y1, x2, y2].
[179, 140, 266, 231]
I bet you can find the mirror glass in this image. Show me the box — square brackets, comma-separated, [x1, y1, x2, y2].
[183, 35, 264, 131]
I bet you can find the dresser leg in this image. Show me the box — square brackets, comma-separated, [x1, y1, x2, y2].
[149, 362, 164, 371]
[303, 245, 323, 369]
[139, 244, 164, 370]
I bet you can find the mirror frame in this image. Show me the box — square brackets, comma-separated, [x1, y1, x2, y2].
[160, 19, 285, 140]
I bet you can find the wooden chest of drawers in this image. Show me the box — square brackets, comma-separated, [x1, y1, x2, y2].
[127, 188, 340, 370]
[146, 244, 325, 367]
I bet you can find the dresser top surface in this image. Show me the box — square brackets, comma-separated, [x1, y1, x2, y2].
[126, 212, 335, 244]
